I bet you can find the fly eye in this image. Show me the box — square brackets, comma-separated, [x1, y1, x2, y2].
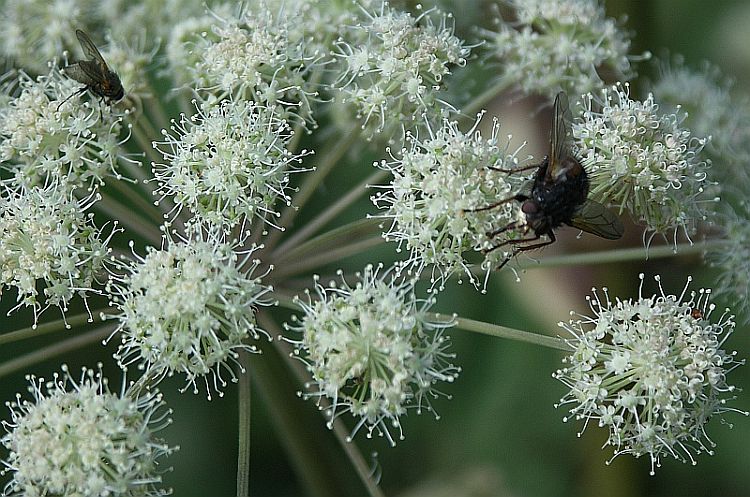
[521, 201, 539, 215]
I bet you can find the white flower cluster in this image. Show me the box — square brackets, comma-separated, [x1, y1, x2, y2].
[710, 204, 750, 320]
[372, 116, 529, 288]
[105, 234, 274, 397]
[1, 365, 174, 497]
[574, 84, 714, 240]
[481, 0, 643, 99]
[0, 182, 115, 324]
[333, 3, 469, 138]
[0, 66, 128, 189]
[177, 3, 323, 124]
[651, 57, 750, 193]
[555, 275, 744, 474]
[286, 265, 459, 446]
[152, 99, 309, 231]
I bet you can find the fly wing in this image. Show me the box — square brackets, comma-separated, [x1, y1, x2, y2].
[546, 91, 575, 182]
[62, 62, 99, 86]
[567, 199, 624, 240]
[76, 29, 108, 66]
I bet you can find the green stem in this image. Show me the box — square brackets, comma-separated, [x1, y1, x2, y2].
[272, 217, 381, 264]
[272, 170, 389, 257]
[434, 313, 571, 352]
[131, 121, 162, 176]
[97, 193, 162, 245]
[237, 351, 252, 497]
[262, 315, 385, 497]
[264, 129, 362, 251]
[462, 78, 512, 117]
[0, 312, 105, 345]
[513, 239, 725, 270]
[271, 236, 384, 279]
[0, 325, 114, 379]
[105, 174, 164, 226]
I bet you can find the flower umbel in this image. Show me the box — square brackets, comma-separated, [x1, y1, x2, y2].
[0, 65, 129, 189]
[554, 274, 745, 474]
[0, 182, 115, 325]
[152, 98, 310, 231]
[481, 0, 644, 99]
[286, 265, 459, 446]
[0, 364, 174, 497]
[105, 232, 275, 397]
[574, 83, 714, 241]
[333, 3, 469, 138]
[372, 115, 528, 288]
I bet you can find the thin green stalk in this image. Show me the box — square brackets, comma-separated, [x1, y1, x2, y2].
[434, 313, 571, 352]
[273, 170, 389, 257]
[105, 174, 164, 226]
[271, 236, 384, 279]
[131, 121, 162, 174]
[513, 239, 726, 270]
[0, 325, 114, 379]
[461, 78, 512, 117]
[261, 315, 386, 497]
[0, 312, 105, 345]
[265, 129, 362, 251]
[237, 351, 252, 497]
[97, 194, 162, 245]
[272, 217, 381, 264]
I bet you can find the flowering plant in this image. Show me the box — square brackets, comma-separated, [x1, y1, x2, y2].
[0, 1, 748, 495]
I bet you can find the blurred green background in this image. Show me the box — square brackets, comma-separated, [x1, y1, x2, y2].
[2, 1, 750, 496]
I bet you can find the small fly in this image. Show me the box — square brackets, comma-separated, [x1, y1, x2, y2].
[58, 29, 124, 109]
[472, 91, 623, 270]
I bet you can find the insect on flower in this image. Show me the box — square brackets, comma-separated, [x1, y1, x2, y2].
[58, 29, 124, 109]
[472, 91, 623, 270]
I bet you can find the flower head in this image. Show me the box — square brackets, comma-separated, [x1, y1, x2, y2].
[152, 98, 310, 232]
[650, 56, 750, 194]
[0, 65, 130, 189]
[0, 182, 115, 325]
[554, 274, 745, 474]
[574, 83, 715, 240]
[1, 364, 174, 497]
[333, 3, 469, 139]
[105, 231, 275, 398]
[708, 203, 750, 320]
[176, 2, 324, 125]
[372, 115, 529, 288]
[481, 0, 645, 99]
[286, 265, 459, 446]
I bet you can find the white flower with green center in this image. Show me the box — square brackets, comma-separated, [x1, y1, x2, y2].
[1, 365, 175, 497]
[372, 116, 529, 288]
[0, 66, 129, 189]
[105, 235, 274, 398]
[152, 99, 309, 231]
[286, 265, 459, 446]
[554, 274, 745, 474]
[333, 3, 469, 138]
[481, 0, 645, 99]
[0, 182, 114, 325]
[574, 83, 714, 240]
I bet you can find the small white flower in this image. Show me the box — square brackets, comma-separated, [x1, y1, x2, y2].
[574, 83, 715, 241]
[285, 264, 459, 446]
[152, 98, 310, 232]
[105, 231, 275, 398]
[0, 65, 130, 189]
[1, 364, 175, 497]
[554, 274, 745, 475]
[708, 203, 750, 320]
[371, 115, 529, 289]
[481, 0, 646, 99]
[333, 3, 469, 138]
[0, 182, 116, 325]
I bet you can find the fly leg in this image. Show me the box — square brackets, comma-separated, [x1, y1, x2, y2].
[492, 231, 556, 271]
[465, 194, 527, 214]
